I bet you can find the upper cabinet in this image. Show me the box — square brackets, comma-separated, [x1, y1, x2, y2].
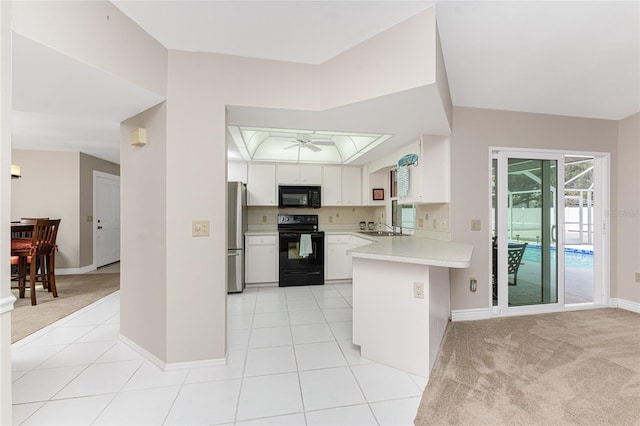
[247, 163, 276, 206]
[276, 164, 322, 185]
[392, 136, 450, 204]
[322, 166, 362, 206]
[246, 163, 364, 206]
[341, 167, 362, 206]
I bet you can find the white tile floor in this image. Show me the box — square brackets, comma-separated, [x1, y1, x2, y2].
[11, 283, 426, 425]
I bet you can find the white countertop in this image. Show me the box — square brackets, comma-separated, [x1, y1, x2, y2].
[348, 236, 473, 268]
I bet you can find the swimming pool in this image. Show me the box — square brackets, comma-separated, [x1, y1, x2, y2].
[521, 245, 593, 269]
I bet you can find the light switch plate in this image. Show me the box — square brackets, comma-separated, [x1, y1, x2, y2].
[192, 220, 210, 237]
[471, 219, 481, 231]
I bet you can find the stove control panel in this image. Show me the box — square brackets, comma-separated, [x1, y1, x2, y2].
[277, 214, 319, 231]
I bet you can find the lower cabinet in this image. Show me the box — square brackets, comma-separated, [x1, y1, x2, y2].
[326, 234, 373, 280]
[245, 235, 278, 284]
[326, 235, 352, 280]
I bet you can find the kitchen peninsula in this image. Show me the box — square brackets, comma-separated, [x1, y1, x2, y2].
[348, 236, 473, 378]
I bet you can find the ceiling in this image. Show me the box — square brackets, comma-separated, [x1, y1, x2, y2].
[12, 1, 639, 165]
[12, 33, 164, 164]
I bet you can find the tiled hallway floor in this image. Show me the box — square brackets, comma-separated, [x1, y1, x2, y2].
[11, 283, 425, 425]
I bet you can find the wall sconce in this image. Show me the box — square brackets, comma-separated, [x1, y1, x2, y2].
[11, 164, 21, 179]
[130, 128, 147, 147]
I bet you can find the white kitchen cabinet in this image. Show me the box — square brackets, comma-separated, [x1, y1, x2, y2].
[341, 167, 362, 205]
[277, 164, 322, 185]
[394, 136, 450, 204]
[322, 166, 362, 206]
[326, 234, 352, 280]
[322, 165, 343, 206]
[247, 163, 276, 206]
[245, 235, 278, 283]
[325, 234, 374, 281]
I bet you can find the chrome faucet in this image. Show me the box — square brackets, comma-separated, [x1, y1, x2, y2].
[378, 222, 402, 235]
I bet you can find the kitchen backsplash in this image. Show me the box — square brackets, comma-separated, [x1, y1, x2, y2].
[247, 206, 382, 230]
[247, 203, 450, 238]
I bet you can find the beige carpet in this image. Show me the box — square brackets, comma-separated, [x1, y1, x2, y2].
[415, 308, 640, 426]
[11, 273, 120, 343]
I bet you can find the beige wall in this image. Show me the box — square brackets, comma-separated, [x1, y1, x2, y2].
[11, 150, 80, 269]
[616, 112, 640, 303]
[79, 153, 119, 267]
[120, 103, 168, 362]
[320, 7, 437, 108]
[448, 107, 619, 310]
[162, 8, 441, 363]
[11, 0, 167, 96]
[10, 151, 119, 270]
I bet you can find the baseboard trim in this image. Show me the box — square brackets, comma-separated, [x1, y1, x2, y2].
[119, 334, 227, 371]
[610, 298, 640, 314]
[451, 308, 492, 322]
[56, 264, 96, 275]
[0, 295, 17, 315]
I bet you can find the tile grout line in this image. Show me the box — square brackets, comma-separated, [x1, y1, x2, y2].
[232, 286, 258, 424]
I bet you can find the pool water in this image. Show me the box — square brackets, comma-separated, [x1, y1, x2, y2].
[521, 245, 593, 269]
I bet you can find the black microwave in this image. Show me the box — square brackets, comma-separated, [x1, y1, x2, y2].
[278, 185, 321, 209]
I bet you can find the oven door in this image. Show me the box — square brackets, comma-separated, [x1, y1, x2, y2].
[278, 231, 324, 286]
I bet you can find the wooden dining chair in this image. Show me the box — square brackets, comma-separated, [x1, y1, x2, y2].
[11, 219, 61, 305]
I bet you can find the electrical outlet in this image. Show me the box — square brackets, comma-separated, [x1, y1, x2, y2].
[192, 220, 209, 237]
[413, 282, 424, 299]
[262, 215, 267, 223]
[418, 218, 424, 228]
[636, 272, 640, 283]
[470, 276, 477, 292]
[329, 216, 333, 223]
[432, 219, 438, 229]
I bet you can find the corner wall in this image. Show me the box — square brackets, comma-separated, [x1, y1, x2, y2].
[120, 103, 168, 363]
[616, 112, 640, 304]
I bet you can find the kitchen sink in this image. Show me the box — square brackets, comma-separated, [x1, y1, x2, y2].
[357, 230, 402, 237]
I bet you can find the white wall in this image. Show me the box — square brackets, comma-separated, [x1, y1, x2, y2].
[0, 2, 13, 423]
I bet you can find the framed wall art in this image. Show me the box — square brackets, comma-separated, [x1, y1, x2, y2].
[373, 188, 385, 201]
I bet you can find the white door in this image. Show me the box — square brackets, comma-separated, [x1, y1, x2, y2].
[95, 172, 120, 267]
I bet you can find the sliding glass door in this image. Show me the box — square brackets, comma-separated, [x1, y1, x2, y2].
[495, 151, 565, 314]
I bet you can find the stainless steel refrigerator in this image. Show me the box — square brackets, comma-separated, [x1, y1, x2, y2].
[227, 181, 247, 293]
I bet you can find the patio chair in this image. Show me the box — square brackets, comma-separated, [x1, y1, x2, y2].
[507, 242, 528, 286]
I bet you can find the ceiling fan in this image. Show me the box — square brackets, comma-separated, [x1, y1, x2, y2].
[280, 133, 334, 152]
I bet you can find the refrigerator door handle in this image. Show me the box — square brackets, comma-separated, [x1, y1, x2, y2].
[227, 252, 240, 256]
